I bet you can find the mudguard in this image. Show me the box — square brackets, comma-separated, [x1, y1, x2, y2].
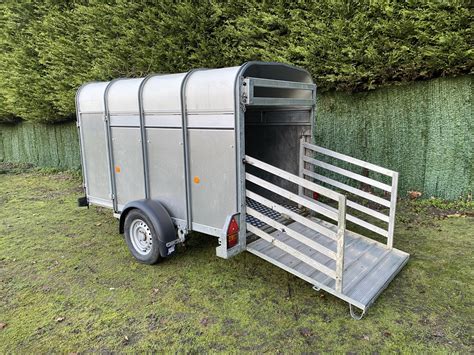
[119, 199, 177, 258]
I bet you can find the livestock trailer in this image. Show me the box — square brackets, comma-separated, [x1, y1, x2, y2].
[76, 62, 409, 319]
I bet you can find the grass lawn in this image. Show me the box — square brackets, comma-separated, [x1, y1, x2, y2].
[0, 165, 472, 352]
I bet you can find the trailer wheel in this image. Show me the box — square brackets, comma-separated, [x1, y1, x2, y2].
[124, 209, 161, 264]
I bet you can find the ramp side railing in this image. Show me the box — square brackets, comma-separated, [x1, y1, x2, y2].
[300, 142, 398, 249]
[245, 156, 347, 292]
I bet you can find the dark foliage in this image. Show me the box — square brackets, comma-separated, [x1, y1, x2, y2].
[0, 1, 472, 122]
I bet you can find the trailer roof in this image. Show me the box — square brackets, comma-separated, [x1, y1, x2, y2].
[76, 62, 313, 115]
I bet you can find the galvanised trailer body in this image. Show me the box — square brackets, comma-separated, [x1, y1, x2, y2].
[76, 62, 409, 318]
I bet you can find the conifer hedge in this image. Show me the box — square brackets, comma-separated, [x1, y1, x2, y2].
[0, 1, 472, 122]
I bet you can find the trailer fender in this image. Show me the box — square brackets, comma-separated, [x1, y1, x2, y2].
[119, 200, 177, 258]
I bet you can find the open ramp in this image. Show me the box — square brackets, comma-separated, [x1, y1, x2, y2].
[244, 142, 409, 319]
[247, 218, 408, 317]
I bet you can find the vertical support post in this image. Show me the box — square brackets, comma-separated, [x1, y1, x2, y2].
[75, 82, 94, 197]
[298, 136, 305, 199]
[300, 83, 316, 210]
[387, 171, 398, 249]
[103, 79, 121, 212]
[335, 195, 346, 293]
[138, 74, 157, 200]
[311, 84, 316, 144]
[179, 69, 205, 232]
[236, 75, 247, 253]
[76, 116, 87, 193]
[180, 71, 193, 232]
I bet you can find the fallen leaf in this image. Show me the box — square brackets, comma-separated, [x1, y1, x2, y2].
[299, 327, 312, 337]
[419, 317, 430, 325]
[0, 323, 7, 330]
[408, 191, 422, 199]
[96, 222, 102, 226]
[55, 317, 65, 323]
[383, 331, 391, 337]
[446, 213, 461, 218]
[363, 334, 370, 341]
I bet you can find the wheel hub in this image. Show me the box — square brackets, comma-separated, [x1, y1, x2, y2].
[129, 219, 153, 255]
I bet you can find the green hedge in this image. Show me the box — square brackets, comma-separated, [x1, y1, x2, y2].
[1, 1, 472, 122]
[1, 75, 472, 199]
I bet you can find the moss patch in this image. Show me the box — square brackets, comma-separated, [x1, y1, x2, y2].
[0, 167, 472, 352]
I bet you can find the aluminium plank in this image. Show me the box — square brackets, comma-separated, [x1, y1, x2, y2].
[247, 224, 337, 279]
[245, 155, 342, 200]
[246, 212, 409, 312]
[246, 242, 367, 310]
[246, 173, 339, 221]
[247, 190, 338, 240]
[302, 169, 391, 208]
[348, 250, 409, 305]
[246, 207, 337, 259]
[342, 249, 391, 294]
[302, 142, 396, 177]
[309, 238, 378, 288]
[302, 155, 392, 192]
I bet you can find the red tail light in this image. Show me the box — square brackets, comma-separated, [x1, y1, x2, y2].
[227, 216, 239, 249]
[313, 192, 320, 200]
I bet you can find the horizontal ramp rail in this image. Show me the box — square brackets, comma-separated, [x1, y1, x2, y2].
[300, 142, 399, 249]
[244, 155, 347, 292]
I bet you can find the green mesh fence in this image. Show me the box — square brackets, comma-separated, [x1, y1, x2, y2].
[315, 75, 472, 199]
[0, 75, 472, 199]
[0, 121, 81, 170]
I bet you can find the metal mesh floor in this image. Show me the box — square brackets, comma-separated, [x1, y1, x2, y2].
[246, 197, 301, 228]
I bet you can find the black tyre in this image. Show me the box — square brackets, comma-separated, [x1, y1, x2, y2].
[124, 209, 161, 264]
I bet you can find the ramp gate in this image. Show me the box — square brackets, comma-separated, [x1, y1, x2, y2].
[245, 142, 409, 319]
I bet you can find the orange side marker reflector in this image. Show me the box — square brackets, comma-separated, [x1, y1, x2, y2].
[193, 176, 200, 184]
[115, 166, 121, 173]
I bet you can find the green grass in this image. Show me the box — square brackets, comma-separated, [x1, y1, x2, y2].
[0, 166, 472, 352]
